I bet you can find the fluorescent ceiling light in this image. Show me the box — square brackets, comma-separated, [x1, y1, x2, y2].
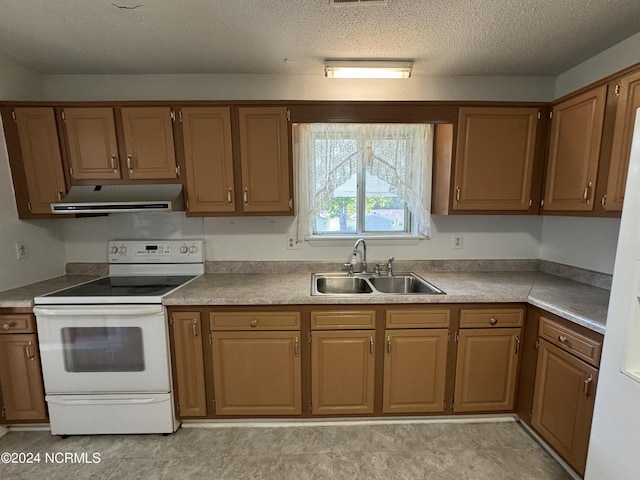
[324, 60, 413, 79]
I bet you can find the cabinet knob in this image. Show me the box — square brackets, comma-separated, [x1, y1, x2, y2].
[250, 319, 258, 328]
[558, 335, 567, 344]
[489, 317, 498, 326]
[2, 322, 14, 330]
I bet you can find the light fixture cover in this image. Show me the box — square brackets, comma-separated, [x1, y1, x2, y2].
[324, 60, 413, 79]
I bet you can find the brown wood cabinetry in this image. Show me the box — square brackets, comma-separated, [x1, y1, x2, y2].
[181, 107, 235, 213]
[238, 107, 292, 214]
[210, 310, 301, 415]
[453, 307, 523, 413]
[0, 313, 46, 422]
[432, 107, 545, 215]
[311, 329, 375, 415]
[121, 107, 178, 180]
[169, 311, 207, 417]
[604, 70, 640, 211]
[1, 107, 67, 217]
[532, 339, 598, 476]
[63, 107, 121, 180]
[543, 85, 608, 212]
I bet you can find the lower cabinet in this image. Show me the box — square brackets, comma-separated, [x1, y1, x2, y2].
[170, 311, 207, 417]
[530, 314, 602, 477]
[0, 312, 47, 421]
[310, 310, 376, 415]
[453, 308, 523, 413]
[210, 310, 302, 416]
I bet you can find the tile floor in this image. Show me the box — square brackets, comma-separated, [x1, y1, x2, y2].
[0, 420, 571, 479]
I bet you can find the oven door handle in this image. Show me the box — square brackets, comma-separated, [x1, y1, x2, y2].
[33, 305, 165, 316]
[46, 396, 165, 406]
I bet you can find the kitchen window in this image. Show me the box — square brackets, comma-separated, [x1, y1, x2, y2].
[295, 123, 433, 241]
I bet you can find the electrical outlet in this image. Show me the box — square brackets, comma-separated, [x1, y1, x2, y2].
[286, 236, 301, 250]
[15, 242, 29, 259]
[452, 233, 463, 249]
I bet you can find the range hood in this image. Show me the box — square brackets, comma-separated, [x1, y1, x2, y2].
[51, 184, 184, 214]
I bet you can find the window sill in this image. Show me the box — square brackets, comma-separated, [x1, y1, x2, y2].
[306, 234, 426, 247]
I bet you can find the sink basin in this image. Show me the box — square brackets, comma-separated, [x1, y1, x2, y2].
[311, 272, 445, 296]
[369, 275, 444, 294]
[315, 276, 373, 294]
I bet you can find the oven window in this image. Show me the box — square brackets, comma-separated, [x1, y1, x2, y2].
[60, 327, 145, 372]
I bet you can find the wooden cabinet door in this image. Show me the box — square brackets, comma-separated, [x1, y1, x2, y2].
[212, 331, 301, 415]
[453, 107, 538, 211]
[605, 70, 640, 211]
[532, 339, 598, 476]
[13, 108, 67, 214]
[383, 329, 448, 413]
[544, 85, 607, 211]
[0, 334, 46, 421]
[311, 330, 375, 415]
[170, 311, 206, 417]
[453, 328, 521, 412]
[63, 107, 121, 180]
[238, 107, 292, 213]
[121, 107, 177, 179]
[181, 107, 236, 213]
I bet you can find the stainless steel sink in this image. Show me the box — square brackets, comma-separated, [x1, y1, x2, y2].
[311, 272, 445, 296]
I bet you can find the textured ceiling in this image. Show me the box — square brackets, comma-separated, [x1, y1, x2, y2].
[1, 0, 640, 76]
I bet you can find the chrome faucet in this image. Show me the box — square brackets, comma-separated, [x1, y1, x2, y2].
[352, 238, 367, 274]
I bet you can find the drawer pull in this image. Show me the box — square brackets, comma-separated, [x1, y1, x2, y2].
[558, 335, 567, 344]
[2, 321, 15, 330]
[250, 319, 258, 328]
[370, 336, 374, 355]
[584, 375, 593, 398]
[489, 317, 498, 326]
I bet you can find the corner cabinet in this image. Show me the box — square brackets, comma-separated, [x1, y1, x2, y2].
[453, 308, 523, 413]
[1, 107, 67, 218]
[238, 107, 293, 214]
[210, 311, 302, 416]
[0, 313, 47, 422]
[169, 311, 207, 417]
[543, 85, 607, 212]
[604, 70, 640, 211]
[432, 107, 545, 215]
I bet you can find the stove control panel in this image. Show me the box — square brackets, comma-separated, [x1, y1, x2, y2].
[108, 240, 205, 263]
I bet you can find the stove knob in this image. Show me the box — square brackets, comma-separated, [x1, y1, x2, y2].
[180, 246, 188, 254]
[120, 246, 127, 254]
[189, 245, 198, 254]
[109, 246, 118, 254]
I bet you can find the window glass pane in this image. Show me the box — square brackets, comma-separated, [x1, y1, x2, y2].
[61, 327, 145, 372]
[315, 173, 357, 234]
[364, 170, 406, 232]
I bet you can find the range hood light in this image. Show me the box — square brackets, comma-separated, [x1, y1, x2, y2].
[324, 60, 413, 79]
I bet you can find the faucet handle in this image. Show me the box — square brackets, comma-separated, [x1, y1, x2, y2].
[387, 257, 395, 276]
[343, 263, 355, 276]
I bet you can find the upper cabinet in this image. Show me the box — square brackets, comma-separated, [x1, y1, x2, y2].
[603, 70, 640, 211]
[238, 107, 293, 214]
[432, 106, 545, 215]
[1, 107, 67, 218]
[180, 105, 293, 216]
[63, 107, 121, 180]
[63, 106, 178, 182]
[543, 85, 607, 212]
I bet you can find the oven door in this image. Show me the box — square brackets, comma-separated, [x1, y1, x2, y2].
[33, 305, 171, 394]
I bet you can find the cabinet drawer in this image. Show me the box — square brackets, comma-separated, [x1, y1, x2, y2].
[459, 308, 524, 328]
[539, 317, 602, 367]
[0, 314, 35, 334]
[311, 310, 376, 330]
[386, 309, 450, 328]
[209, 312, 300, 331]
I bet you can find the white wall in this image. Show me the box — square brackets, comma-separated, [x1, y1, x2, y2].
[0, 56, 66, 291]
[555, 31, 640, 98]
[42, 74, 555, 102]
[539, 217, 620, 274]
